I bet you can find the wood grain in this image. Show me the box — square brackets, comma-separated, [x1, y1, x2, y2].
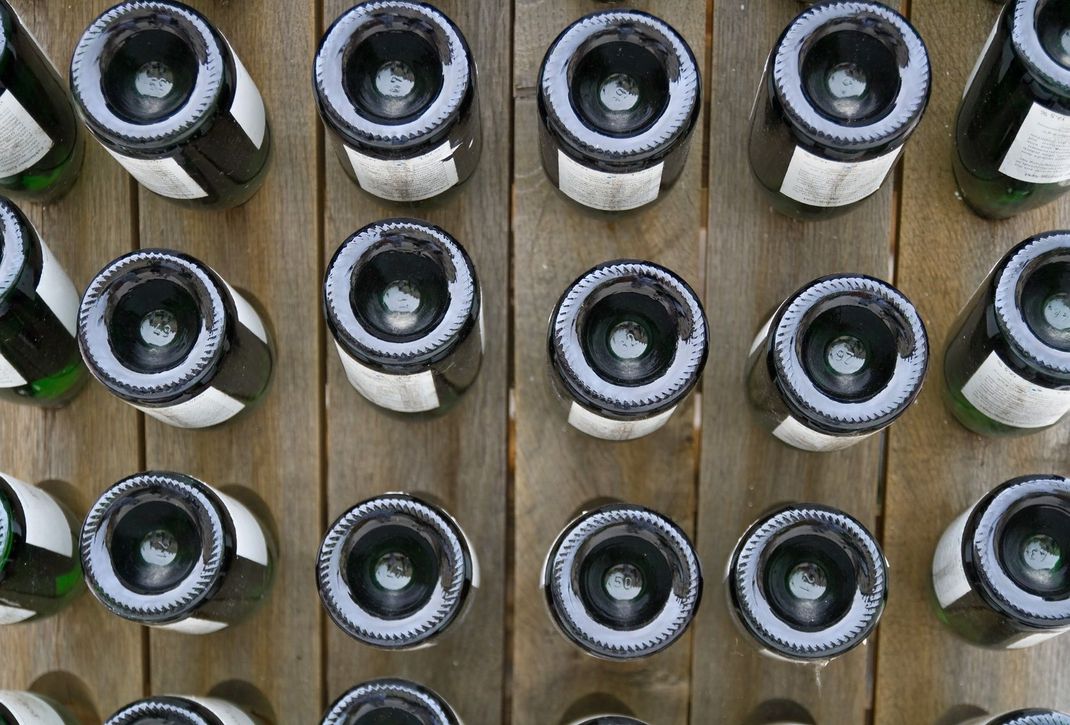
[510, 2, 707, 724]
[320, 1, 511, 723]
[873, 0, 1070, 721]
[690, 1, 902, 722]
[0, 1, 143, 720]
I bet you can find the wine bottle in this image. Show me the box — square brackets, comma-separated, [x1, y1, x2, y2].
[747, 274, 928, 452]
[945, 231, 1070, 436]
[79, 249, 274, 429]
[317, 493, 477, 649]
[0, 197, 86, 408]
[314, 2, 480, 202]
[956, 711, 1070, 725]
[542, 501, 701, 660]
[107, 696, 266, 725]
[560, 695, 643, 725]
[933, 474, 1070, 649]
[728, 504, 887, 662]
[81, 471, 275, 634]
[0, 691, 79, 725]
[322, 679, 460, 725]
[324, 219, 481, 415]
[548, 260, 707, 441]
[744, 700, 816, 725]
[749, 2, 930, 219]
[954, 0, 1070, 219]
[70, 1, 270, 209]
[0, 1, 84, 203]
[0, 474, 82, 624]
[538, 10, 700, 211]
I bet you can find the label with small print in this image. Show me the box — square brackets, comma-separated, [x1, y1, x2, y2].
[961, 351, 1070, 428]
[133, 386, 246, 429]
[567, 402, 676, 441]
[780, 145, 902, 207]
[0, 691, 64, 725]
[0, 603, 36, 624]
[183, 697, 256, 725]
[0, 354, 27, 388]
[105, 148, 208, 200]
[999, 102, 1070, 183]
[345, 140, 459, 202]
[154, 616, 228, 636]
[963, 18, 999, 100]
[557, 150, 663, 211]
[0, 91, 53, 177]
[213, 488, 269, 566]
[771, 414, 870, 452]
[336, 343, 441, 413]
[932, 509, 972, 609]
[37, 240, 79, 337]
[224, 282, 268, 343]
[227, 44, 266, 150]
[3, 476, 72, 557]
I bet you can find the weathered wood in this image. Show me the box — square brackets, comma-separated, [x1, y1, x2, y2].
[691, 1, 902, 722]
[873, 0, 1070, 721]
[511, 2, 707, 723]
[0, 1, 144, 719]
[320, 1, 511, 723]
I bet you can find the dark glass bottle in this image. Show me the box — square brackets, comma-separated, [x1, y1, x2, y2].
[317, 493, 477, 650]
[749, 2, 930, 219]
[79, 249, 274, 429]
[538, 10, 700, 211]
[954, 0, 1070, 219]
[956, 712, 1070, 725]
[0, 197, 86, 408]
[314, 2, 480, 203]
[106, 695, 267, 725]
[0, 691, 80, 725]
[0, 474, 82, 624]
[548, 260, 707, 441]
[933, 474, 1070, 649]
[728, 504, 887, 662]
[322, 679, 460, 725]
[324, 219, 481, 415]
[81, 471, 275, 634]
[945, 231, 1070, 436]
[542, 501, 701, 660]
[70, 1, 270, 209]
[0, 1, 84, 203]
[560, 695, 643, 725]
[743, 700, 816, 725]
[747, 274, 928, 452]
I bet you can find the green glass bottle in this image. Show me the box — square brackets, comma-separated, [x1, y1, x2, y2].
[0, 691, 81, 725]
[107, 695, 269, 725]
[0, 1, 84, 203]
[0, 473, 83, 625]
[0, 197, 86, 408]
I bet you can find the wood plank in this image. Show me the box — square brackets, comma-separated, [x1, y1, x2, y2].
[320, 1, 510, 724]
[135, 2, 324, 722]
[511, 2, 707, 723]
[874, 0, 1070, 720]
[0, 1, 144, 718]
[691, 1, 903, 722]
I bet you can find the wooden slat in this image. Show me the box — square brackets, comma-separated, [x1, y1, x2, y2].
[510, 3, 707, 723]
[690, 1, 903, 722]
[0, 1, 144, 718]
[874, 0, 1070, 721]
[320, 1, 510, 724]
[135, 2, 324, 722]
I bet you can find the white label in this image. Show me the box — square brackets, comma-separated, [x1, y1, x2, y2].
[0, 354, 26, 388]
[0, 603, 35, 624]
[749, 316, 774, 357]
[336, 342, 440, 413]
[567, 402, 676, 441]
[213, 489, 269, 566]
[999, 102, 1070, 183]
[345, 140, 459, 202]
[37, 241, 78, 337]
[771, 415, 871, 452]
[223, 282, 268, 343]
[0, 691, 63, 724]
[932, 509, 972, 609]
[105, 148, 208, 200]
[780, 145, 902, 207]
[133, 386, 246, 429]
[964, 19, 999, 99]
[0, 91, 53, 177]
[228, 46, 266, 150]
[1005, 626, 1070, 649]
[961, 352, 1070, 428]
[183, 697, 255, 725]
[557, 150, 663, 211]
[154, 616, 228, 635]
[3, 476, 72, 557]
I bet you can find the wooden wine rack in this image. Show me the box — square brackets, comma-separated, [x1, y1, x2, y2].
[0, 0, 1067, 723]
